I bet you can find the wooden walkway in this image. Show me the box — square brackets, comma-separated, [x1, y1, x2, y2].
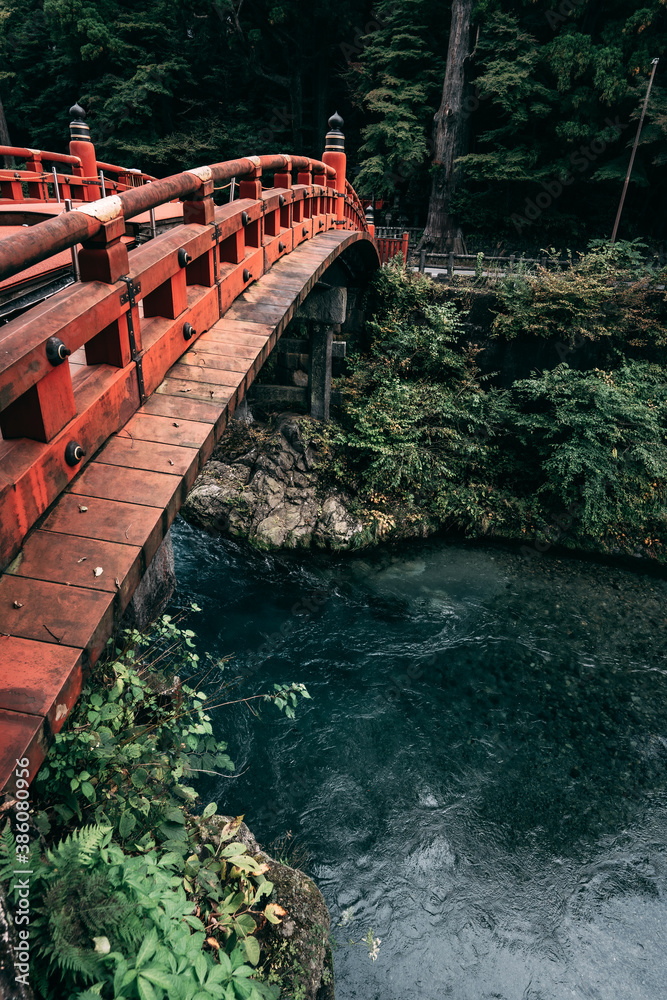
[0, 229, 374, 790]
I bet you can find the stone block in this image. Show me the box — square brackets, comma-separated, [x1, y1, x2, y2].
[296, 286, 347, 325]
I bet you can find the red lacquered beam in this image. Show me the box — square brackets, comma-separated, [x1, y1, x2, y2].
[95, 160, 157, 182]
[0, 146, 82, 167]
[0, 155, 337, 283]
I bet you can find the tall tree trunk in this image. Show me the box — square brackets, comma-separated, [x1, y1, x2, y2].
[0, 95, 14, 168]
[422, 0, 474, 250]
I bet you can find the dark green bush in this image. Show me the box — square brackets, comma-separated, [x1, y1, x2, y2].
[324, 257, 667, 561]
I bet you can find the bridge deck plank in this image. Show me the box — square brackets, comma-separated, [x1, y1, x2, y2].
[0, 574, 114, 656]
[96, 436, 200, 480]
[0, 709, 46, 788]
[6, 529, 142, 610]
[169, 363, 246, 388]
[156, 378, 237, 406]
[0, 637, 83, 730]
[190, 341, 262, 361]
[179, 353, 252, 373]
[203, 329, 271, 346]
[41, 494, 165, 563]
[141, 393, 222, 424]
[68, 463, 185, 511]
[120, 413, 216, 453]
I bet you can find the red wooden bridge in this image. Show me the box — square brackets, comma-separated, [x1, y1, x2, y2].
[0, 110, 410, 792]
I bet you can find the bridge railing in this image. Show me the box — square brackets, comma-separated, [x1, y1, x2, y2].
[0, 145, 156, 203]
[377, 233, 409, 266]
[0, 148, 369, 571]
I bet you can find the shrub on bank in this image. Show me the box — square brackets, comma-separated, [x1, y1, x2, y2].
[322, 250, 667, 561]
[491, 240, 667, 348]
[0, 610, 310, 1000]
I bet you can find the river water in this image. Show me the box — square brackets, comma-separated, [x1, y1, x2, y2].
[172, 518, 667, 1000]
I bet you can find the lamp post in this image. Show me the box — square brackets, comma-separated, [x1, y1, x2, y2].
[611, 58, 659, 244]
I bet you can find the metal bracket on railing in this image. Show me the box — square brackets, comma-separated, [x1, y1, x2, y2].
[119, 275, 146, 402]
[211, 222, 222, 316]
[119, 276, 141, 307]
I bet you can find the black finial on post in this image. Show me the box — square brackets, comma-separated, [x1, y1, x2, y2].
[328, 111, 344, 133]
[365, 202, 375, 225]
[325, 111, 345, 152]
[69, 102, 91, 142]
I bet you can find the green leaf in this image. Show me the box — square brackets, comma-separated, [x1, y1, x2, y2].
[202, 802, 217, 820]
[242, 936, 260, 966]
[207, 952, 232, 982]
[232, 976, 254, 999]
[164, 807, 187, 825]
[234, 914, 256, 936]
[137, 976, 158, 1000]
[118, 811, 137, 839]
[136, 927, 158, 968]
[221, 843, 247, 858]
[132, 768, 149, 788]
[140, 968, 175, 989]
[195, 952, 207, 985]
[81, 781, 96, 801]
[253, 881, 273, 905]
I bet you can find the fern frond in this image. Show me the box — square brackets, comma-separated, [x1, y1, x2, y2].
[45, 824, 112, 872]
[0, 821, 16, 882]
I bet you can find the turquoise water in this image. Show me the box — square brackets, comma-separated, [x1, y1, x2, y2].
[172, 518, 667, 1000]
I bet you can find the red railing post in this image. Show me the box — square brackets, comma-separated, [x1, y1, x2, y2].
[182, 166, 215, 225]
[274, 155, 293, 231]
[322, 112, 346, 226]
[68, 103, 101, 201]
[77, 212, 135, 368]
[24, 151, 44, 200]
[313, 160, 327, 231]
[238, 157, 262, 200]
[182, 166, 217, 286]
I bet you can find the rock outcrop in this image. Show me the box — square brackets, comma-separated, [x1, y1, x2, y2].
[201, 816, 334, 1000]
[182, 415, 366, 552]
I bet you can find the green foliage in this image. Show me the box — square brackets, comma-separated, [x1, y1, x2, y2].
[492, 241, 667, 346]
[453, 1, 667, 243]
[1, 611, 310, 1000]
[324, 260, 667, 561]
[507, 362, 667, 540]
[32, 610, 309, 847]
[0, 822, 279, 1000]
[346, 0, 446, 199]
[32, 609, 236, 843]
[0, 0, 361, 172]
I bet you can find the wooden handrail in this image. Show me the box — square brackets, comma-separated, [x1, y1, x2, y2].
[0, 154, 339, 283]
[0, 145, 82, 167]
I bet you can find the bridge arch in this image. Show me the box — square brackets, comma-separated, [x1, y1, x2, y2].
[0, 161, 379, 788]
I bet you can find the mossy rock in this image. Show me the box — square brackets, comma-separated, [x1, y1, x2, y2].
[201, 816, 333, 999]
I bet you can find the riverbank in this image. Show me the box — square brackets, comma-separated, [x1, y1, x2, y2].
[181, 415, 439, 552]
[0, 613, 327, 1000]
[183, 248, 667, 566]
[181, 407, 667, 567]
